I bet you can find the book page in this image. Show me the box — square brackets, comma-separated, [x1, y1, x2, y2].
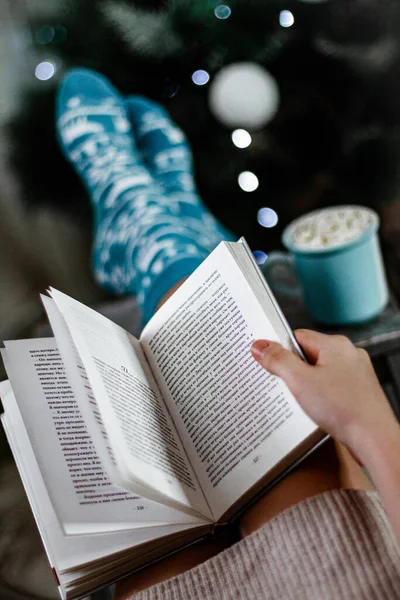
[141, 243, 318, 519]
[0, 381, 208, 586]
[2, 338, 204, 534]
[41, 295, 124, 489]
[48, 289, 211, 519]
[42, 295, 176, 510]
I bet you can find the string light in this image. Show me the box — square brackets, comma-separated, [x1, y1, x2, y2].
[238, 171, 259, 192]
[253, 251, 268, 265]
[35, 26, 55, 45]
[192, 69, 210, 85]
[279, 10, 295, 27]
[257, 207, 279, 228]
[35, 61, 56, 81]
[209, 63, 280, 128]
[215, 5, 231, 19]
[232, 129, 252, 148]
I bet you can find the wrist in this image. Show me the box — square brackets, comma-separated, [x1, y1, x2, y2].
[347, 411, 400, 470]
[349, 413, 400, 541]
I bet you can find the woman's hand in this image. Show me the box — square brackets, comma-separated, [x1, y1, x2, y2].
[251, 329, 400, 540]
[251, 329, 394, 451]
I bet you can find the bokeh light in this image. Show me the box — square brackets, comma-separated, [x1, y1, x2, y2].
[215, 5, 232, 19]
[35, 26, 55, 45]
[238, 171, 259, 192]
[35, 61, 56, 81]
[253, 251, 268, 265]
[231, 129, 252, 148]
[257, 207, 279, 228]
[192, 69, 210, 86]
[279, 10, 295, 27]
[209, 62, 280, 129]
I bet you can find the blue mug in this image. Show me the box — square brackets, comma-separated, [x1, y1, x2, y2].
[263, 206, 389, 326]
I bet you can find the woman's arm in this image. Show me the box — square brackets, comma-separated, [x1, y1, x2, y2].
[251, 329, 400, 541]
[351, 414, 400, 539]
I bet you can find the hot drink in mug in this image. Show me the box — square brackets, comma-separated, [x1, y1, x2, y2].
[263, 206, 388, 325]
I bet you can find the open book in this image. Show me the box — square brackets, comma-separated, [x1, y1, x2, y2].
[0, 238, 326, 600]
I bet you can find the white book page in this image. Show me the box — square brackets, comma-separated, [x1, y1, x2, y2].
[2, 339, 204, 534]
[48, 289, 211, 519]
[0, 382, 205, 581]
[42, 296, 187, 511]
[141, 243, 318, 519]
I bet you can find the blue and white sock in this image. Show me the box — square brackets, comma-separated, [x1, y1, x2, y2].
[56, 68, 235, 323]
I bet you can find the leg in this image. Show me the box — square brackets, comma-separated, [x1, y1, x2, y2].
[115, 529, 237, 599]
[56, 69, 235, 326]
[240, 438, 374, 537]
[155, 279, 187, 308]
[56, 72, 238, 595]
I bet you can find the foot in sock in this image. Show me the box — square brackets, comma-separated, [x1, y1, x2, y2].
[56, 68, 235, 322]
[124, 95, 234, 243]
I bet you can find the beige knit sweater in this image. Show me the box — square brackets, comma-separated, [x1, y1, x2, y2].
[130, 490, 400, 599]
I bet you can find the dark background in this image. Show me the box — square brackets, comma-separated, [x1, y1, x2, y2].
[1, 2, 400, 598]
[8, 0, 400, 270]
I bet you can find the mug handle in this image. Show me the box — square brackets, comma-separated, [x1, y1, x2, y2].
[261, 252, 303, 300]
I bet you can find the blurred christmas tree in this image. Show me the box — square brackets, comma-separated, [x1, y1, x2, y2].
[8, 0, 400, 262]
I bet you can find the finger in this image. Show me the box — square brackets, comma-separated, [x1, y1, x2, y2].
[124, 96, 195, 193]
[251, 340, 310, 392]
[294, 329, 332, 364]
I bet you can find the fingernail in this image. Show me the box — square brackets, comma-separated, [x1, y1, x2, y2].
[251, 340, 270, 361]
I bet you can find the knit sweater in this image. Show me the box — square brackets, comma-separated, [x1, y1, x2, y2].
[130, 490, 400, 599]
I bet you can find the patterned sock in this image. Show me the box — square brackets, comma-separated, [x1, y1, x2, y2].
[124, 95, 233, 242]
[56, 68, 235, 323]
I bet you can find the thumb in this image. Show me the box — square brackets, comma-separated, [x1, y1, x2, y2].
[251, 340, 310, 392]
